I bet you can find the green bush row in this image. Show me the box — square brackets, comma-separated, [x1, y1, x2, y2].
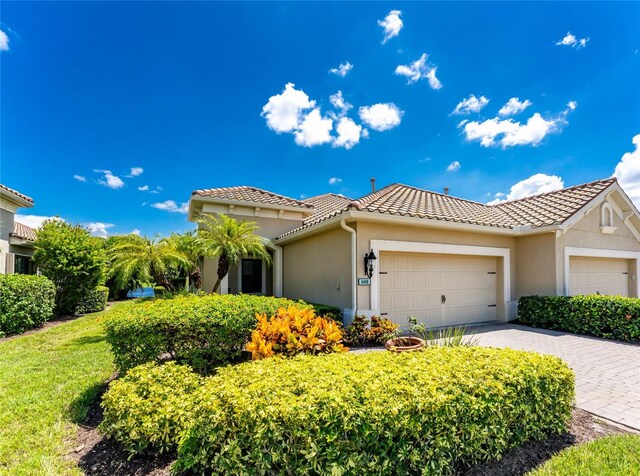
[76, 286, 109, 314]
[306, 302, 342, 322]
[518, 295, 640, 341]
[101, 347, 575, 475]
[0, 274, 56, 337]
[103, 294, 312, 374]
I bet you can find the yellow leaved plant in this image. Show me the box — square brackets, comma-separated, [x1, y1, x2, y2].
[246, 306, 349, 360]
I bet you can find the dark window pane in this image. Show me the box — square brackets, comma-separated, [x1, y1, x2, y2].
[15, 255, 36, 275]
[241, 259, 262, 293]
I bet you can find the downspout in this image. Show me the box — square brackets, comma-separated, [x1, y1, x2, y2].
[340, 218, 357, 323]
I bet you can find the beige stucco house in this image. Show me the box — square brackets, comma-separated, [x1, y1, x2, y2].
[188, 178, 640, 328]
[0, 184, 37, 275]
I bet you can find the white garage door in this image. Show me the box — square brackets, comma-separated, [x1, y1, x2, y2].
[379, 251, 498, 328]
[570, 257, 629, 297]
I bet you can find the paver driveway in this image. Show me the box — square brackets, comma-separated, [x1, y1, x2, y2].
[473, 324, 640, 430]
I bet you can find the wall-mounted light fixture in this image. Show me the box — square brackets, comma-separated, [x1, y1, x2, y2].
[364, 249, 377, 278]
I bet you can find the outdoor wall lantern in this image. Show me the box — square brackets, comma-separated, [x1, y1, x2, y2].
[364, 249, 377, 278]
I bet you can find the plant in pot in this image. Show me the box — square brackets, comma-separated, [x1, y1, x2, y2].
[385, 316, 426, 352]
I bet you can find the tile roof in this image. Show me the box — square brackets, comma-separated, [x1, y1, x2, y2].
[276, 177, 617, 239]
[491, 177, 616, 227]
[0, 184, 34, 204]
[192, 186, 313, 209]
[11, 222, 37, 241]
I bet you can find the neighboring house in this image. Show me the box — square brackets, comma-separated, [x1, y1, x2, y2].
[188, 178, 640, 328]
[0, 184, 37, 275]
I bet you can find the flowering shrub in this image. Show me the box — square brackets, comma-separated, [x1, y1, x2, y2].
[343, 314, 398, 346]
[518, 295, 640, 341]
[247, 306, 348, 359]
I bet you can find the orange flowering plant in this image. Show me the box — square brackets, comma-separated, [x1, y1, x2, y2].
[247, 306, 349, 360]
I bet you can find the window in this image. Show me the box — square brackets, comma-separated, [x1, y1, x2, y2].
[14, 255, 36, 275]
[241, 259, 263, 293]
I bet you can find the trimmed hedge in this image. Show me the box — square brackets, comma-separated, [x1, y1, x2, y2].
[307, 302, 342, 322]
[100, 362, 203, 454]
[529, 435, 640, 475]
[518, 295, 640, 341]
[76, 286, 109, 314]
[0, 274, 55, 337]
[101, 347, 574, 474]
[103, 294, 312, 374]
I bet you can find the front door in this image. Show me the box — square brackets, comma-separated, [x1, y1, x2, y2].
[241, 259, 263, 294]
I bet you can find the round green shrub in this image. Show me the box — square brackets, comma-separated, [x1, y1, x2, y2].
[76, 286, 109, 314]
[0, 274, 55, 337]
[529, 435, 640, 475]
[100, 362, 202, 454]
[103, 294, 313, 374]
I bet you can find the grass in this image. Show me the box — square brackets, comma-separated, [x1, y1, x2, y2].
[0, 305, 118, 476]
[528, 435, 640, 475]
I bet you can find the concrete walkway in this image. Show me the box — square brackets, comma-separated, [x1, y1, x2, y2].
[473, 324, 640, 430]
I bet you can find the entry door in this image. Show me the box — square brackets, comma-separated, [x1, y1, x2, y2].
[379, 252, 498, 328]
[241, 259, 263, 294]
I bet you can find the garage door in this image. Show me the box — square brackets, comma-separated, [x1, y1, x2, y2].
[379, 251, 498, 328]
[570, 257, 629, 296]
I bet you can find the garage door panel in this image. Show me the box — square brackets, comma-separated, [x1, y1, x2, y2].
[570, 257, 629, 297]
[379, 251, 498, 328]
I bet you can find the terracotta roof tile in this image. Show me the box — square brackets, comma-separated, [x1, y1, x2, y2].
[0, 184, 34, 204]
[11, 222, 37, 241]
[276, 177, 617, 239]
[192, 186, 313, 209]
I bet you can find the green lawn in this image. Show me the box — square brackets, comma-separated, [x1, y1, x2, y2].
[529, 435, 640, 475]
[0, 305, 117, 476]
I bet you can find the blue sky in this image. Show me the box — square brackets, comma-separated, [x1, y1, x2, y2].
[2, 2, 639, 237]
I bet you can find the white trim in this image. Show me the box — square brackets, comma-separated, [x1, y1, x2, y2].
[369, 239, 511, 315]
[563, 246, 640, 296]
[340, 219, 357, 324]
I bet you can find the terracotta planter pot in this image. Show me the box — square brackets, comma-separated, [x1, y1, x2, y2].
[385, 336, 425, 352]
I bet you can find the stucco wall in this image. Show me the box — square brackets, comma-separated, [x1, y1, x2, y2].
[354, 220, 517, 316]
[515, 232, 557, 297]
[282, 227, 352, 310]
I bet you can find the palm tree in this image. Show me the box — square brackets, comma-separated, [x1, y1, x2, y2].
[164, 231, 204, 290]
[107, 234, 192, 290]
[196, 213, 271, 293]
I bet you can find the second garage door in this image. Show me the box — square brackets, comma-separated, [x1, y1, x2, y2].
[379, 251, 498, 328]
[569, 256, 629, 297]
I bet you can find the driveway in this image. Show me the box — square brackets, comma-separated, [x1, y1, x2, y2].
[473, 324, 640, 430]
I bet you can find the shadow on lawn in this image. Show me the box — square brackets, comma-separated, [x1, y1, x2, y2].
[70, 378, 175, 476]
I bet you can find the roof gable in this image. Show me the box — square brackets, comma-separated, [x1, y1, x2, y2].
[11, 222, 37, 242]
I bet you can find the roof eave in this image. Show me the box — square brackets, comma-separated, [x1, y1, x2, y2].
[0, 189, 34, 209]
[188, 195, 314, 222]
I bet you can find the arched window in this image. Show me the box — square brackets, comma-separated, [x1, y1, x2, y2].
[600, 203, 614, 227]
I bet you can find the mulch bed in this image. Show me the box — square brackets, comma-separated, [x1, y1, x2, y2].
[71, 390, 632, 476]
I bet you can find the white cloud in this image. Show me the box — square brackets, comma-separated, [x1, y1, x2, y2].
[333, 117, 363, 149]
[556, 32, 589, 49]
[463, 112, 562, 148]
[488, 173, 564, 205]
[567, 100, 578, 111]
[452, 95, 489, 115]
[378, 10, 403, 44]
[151, 200, 189, 214]
[86, 222, 114, 238]
[0, 30, 9, 52]
[126, 167, 144, 177]
[138, 185, 150, 191]
[359, 103, 403, 131]
[498, 97, 533, 117]
[418, 157, 432, 163]
[94, 169, 125, 189]
[613, 134, 640, 208]
[130, 229, 141, 236]
[328, 177, 343, 185]
[293, 109, 333, 147]
[329, 62, 353, 77]
[261, 83, 315, 133]
[329, 90, 352, 117]
[426, 67, 442, 90]
[73, 175, 87, 182]
[15, 214, 64, 229]
[446, 161, 461, 172]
